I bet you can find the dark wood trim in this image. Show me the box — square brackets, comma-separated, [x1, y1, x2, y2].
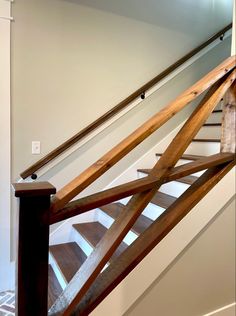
[203, 123, 221, 126]
[13, 182, 56, 316]
[192, 138, 220, 142]
[20, 24, 232, 180]
[50, 152, 234, 224]
[73, 161, 235, 316]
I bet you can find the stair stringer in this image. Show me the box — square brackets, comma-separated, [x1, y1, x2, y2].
[91, 168, 235, 316]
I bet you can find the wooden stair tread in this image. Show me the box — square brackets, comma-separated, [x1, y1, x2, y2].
[137, 169, 198, 184]
[50, 242, 87, 283]
[48, 265, 63, 308]
[100, 203, 153, 235]
[156, 153, 206, 161]
[151, 191, 177, 209]
[192, 138, 220, 142]
[73, 222, 128, 262]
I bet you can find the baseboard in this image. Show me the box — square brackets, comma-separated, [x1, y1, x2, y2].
[203, 303, 236, 316]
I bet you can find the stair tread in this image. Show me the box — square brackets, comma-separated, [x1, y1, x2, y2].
[156, 153, 206, 161]
[192, 138, 220, 142]
[73, 222, 128, 262]
[151, 191, 177, 209]
[50, 242, 87, 283]
[48, 265, 63, 308]
[137, 169, 198, 185]
[100, 203, 153, 235]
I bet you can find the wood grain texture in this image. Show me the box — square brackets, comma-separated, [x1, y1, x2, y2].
[50, 152, 235, 224]
[49, 69, 235, 316]
[73, 161, 235, 316]
[221, 81, 236, 153]
[156, 153, 205, 160]
[48, 265, 63, 309]
[138, 169, 198, 184]
[51, 57, 236, 212]
[73, 222, 128, 263]
[50, 242, 87, 283]
[100, 203, 153, 235]
[20, 24, 232, 180]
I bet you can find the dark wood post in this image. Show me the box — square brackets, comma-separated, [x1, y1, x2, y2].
[13, 182, 56, 316]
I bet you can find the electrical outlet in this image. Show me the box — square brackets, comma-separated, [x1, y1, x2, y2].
[32, 141, 41, 154]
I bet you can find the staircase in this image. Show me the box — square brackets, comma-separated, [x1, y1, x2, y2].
[13, 56, 235, 316]
[46, 108, 224, 308]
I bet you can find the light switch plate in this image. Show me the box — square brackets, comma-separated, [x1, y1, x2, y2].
[32, 141, 40, 154]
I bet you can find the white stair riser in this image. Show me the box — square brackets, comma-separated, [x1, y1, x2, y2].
[159, 181, 189, 197]
[119, 197, 168, 221]
[185, 142, 220, 156]
[96, 209, 137, 245]
[138, 172, 190, 197]
[142, 204, 166, 221]
[70, 228, 94, 257]
[196, 126, 221, 139]
[206, 112, 222, 123]
[49, 253, 67, 289]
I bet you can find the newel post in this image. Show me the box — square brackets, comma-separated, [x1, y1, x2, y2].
[13, 182, 56, 316]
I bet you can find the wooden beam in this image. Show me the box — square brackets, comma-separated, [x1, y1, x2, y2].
[49, 71, 235, 316]
[73, 161, 235, 316]
[221, 81, 236, 153]
[50, 153, 235, 224]
[51, 56, 236, 212]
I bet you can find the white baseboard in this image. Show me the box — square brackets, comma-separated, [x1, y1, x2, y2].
[203, 303, 236, 316]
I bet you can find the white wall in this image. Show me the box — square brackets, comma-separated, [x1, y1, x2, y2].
[11, 0, 233, 179]
[124, 197, 236, 316]
[0, 0, 14, 291]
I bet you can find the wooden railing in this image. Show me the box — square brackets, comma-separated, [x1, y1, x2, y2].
[20, 24, 232, 180]
[14, 55, 236, 316]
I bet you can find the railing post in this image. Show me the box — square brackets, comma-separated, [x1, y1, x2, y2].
[221, 82, 236, 153]
[13, 182, 56, 316]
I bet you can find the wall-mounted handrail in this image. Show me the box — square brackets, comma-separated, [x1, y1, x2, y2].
[20, 23, 232, 180]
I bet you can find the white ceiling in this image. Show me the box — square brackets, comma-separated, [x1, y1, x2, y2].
[65, 0, 233, 36]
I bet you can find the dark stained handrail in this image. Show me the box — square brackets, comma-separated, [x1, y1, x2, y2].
[20, 23, 232, 180]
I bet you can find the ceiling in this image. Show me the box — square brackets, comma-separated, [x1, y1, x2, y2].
[64, 0, 233, 36]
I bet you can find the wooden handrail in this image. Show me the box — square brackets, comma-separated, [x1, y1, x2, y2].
[51, 56, 236, 212]
[20, 24, 232, 180]
[50, 152, 235, 224]
[49, 71, 235, 315]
